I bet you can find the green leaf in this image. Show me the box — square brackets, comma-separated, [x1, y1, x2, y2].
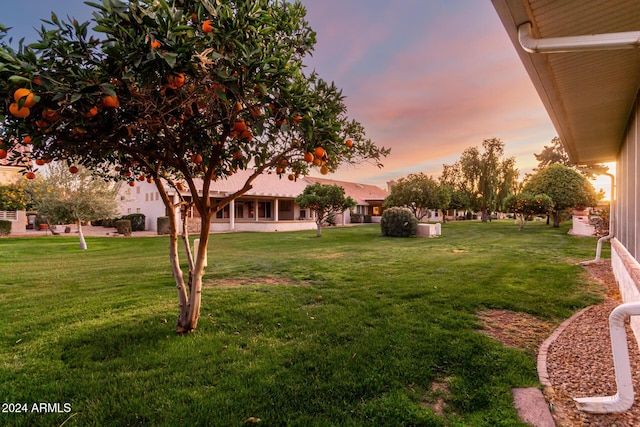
[8, 75, 31, 84]
[70, 93, 82, 104]
[162, 52, 178, 68]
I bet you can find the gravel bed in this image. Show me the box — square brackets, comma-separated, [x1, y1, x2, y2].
[545, 261, 640, 426]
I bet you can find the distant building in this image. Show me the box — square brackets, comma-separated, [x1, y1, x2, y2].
[118, 169, 388, 232]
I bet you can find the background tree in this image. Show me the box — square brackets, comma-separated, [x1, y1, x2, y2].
[504, 192, 553, 231]
[524, 164, 598, 227]
[0, 184, 28, 211]
[295, 182, 355, 237]
[383, 173, 443, 221]
[0, 0, 389, 332]
[441, 138, 518, 222]
[533, 136, 607, 179]
[27, 163, 119, 249]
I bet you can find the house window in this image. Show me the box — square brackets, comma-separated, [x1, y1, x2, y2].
[136, 187, 141, 194]
[258, 201, 271, 218]
[216, 205, 230, 219]
[145, 193, 149, 201]
[299, 209, 306, 219]
[0, 211, 17, 221]
[280, 200, 292, 212]
[235, 201, 244, 218]
[373, 206, 381, 215]
[248, 201, 255, 218]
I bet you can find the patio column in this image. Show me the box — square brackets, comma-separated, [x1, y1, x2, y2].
[255, 199, 259, 222]
[229, 199, 235, 231]
[274, 198, 279, 222]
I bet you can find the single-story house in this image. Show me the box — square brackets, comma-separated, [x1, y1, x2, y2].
[492, 0, 640, 343]
[118, 169, 388, 232]
[306, 176, 388, 223]
[0, 147, 28, 234]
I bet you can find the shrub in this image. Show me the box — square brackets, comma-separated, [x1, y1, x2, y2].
[123, 213, 145, 231]
[0, 220, 11, 236]
[380, 207, 418, 237]
[115, 219, 132, 236]
[102, 218, 116, 228]
[364, 215, 372, 223]
[157, 216, 170, 235]
[350, 213, 362, 223]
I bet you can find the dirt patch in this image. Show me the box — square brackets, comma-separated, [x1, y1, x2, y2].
[477, 309, 557, 354]
[203, 276, 310, 288]
[420, 379, 452, 416]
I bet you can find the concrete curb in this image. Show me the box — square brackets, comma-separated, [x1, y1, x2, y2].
[512, 306, 592, 427]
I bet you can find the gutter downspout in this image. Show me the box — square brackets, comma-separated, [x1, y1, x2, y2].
[574, 302, 640, 413]
[580, 172, 615, 265]
[518, 22, 640, 53]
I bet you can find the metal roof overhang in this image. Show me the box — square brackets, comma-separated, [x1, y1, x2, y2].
[491, 0, 640, 165]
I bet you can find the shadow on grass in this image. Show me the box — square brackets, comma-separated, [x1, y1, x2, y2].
[58, 316, 172, 368]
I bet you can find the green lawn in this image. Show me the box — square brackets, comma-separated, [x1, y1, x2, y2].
[0, 221, 606, 426]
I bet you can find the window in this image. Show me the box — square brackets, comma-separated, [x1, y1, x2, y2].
[280, 200, 292, 212]
[235, 201, 244, 218]
[258, 201, 271, 218]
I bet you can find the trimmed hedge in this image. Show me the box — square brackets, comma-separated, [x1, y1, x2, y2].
[157, 216, 170, 235]
[122, 213, 145, 231]
[115, 219, 132, 236]
[380, 207, 418, 237]
[0, 220, 11, 236]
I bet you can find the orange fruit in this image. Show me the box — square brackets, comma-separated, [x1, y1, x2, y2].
[232, 150, 243, 161]
[345, 139, 353, 148]
[176, 182, 185, 191]
[320, 165, 329, 175]
[9, 103, 30, 118]
[304, 152, 314, 163]
[25, 171, 36, 180]
[137, 175, 145, 181]
[288, 174, 295, 181]
[33, 77, 42, 86]
[202, 20, 214, 33]
[35, 159, 46, 166]
[239, 130, 253, 141]
[312, 157, 323, 166]
[0, 149, 7, 159]
[146, 177, 154, 183]
[151, 40, 161, 50]
[13, 88, 37, 108]
[102, 95, 120, 108]
[191, 153, 203, 164]
[85, 106, 99, 118]
[233, 120, 247, 132]
[128, 181, 135, 187]
[41, 109, 60, 121]
[167, 73, 185, 88]
[314, 147, 326, 158]
[69, 165, 79, 174]
[23, 136, 32, 145]
[293, 115, 302, 124]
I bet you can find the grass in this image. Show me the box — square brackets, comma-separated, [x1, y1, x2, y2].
[0, 220, 607, 426]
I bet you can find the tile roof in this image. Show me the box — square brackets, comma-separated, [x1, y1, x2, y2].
[172, 169, 388, 205]
[305, 177, 388, 205]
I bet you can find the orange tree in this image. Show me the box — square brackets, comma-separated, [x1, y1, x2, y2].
[0, 0, 389, 332]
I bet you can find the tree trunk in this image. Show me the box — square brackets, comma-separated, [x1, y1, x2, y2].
[154, 180, 190, 332]
[185, 213, 212, 330]
[78, 220, 87, 250]
[481, 207, 489, 222]
[553, 211, 561, 228]
[316, 220, 322, 237]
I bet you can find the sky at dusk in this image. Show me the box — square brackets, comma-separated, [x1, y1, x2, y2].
[1, 1, 580, 191]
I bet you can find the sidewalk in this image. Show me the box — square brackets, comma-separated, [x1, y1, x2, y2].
[9, 224, 159, 237]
